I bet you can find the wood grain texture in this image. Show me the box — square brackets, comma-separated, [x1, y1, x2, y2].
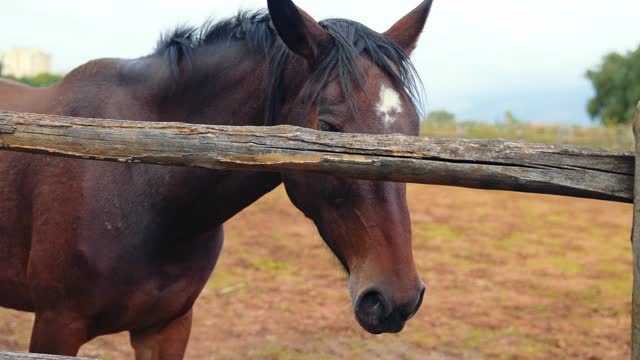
[632, 100, 640, 360]
[0, 111, 634, 202]
[0, 352, 95, 360]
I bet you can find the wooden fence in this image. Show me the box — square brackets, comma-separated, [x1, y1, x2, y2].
[0, 352, 96, 359]
[0, 104, 639, 359]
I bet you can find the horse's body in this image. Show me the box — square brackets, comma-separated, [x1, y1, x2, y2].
[0, 1, 434, 358]
[0, 58, 282, 356]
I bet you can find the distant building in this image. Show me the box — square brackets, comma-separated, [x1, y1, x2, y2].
[0, 48, 52, 78]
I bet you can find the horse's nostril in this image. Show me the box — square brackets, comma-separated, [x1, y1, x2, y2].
[355, 289, 389, 328]
[407, 285, 426, 320]
[354, 285, 424, 334]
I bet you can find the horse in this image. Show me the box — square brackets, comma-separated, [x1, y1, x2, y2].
[0, 0, 434, 358]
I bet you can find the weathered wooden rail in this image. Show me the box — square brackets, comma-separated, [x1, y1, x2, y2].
[0, 352, 95, 360]
[0, 106, 639, 359]
[0, 111, 633, 202]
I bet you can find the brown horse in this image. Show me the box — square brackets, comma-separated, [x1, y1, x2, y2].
[0, 0, 433, 358]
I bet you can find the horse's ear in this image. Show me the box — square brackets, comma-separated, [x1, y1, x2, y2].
[384, 0, 434, 55]
[267, 0, 333, 62]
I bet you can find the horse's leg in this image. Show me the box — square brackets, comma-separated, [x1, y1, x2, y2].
[29, 311, 88, 356]
[130, 309, 193, 360]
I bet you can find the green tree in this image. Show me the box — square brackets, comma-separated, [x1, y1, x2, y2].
[426, 109, 455, 122]
[4, 73, 63, 87]
[586, 45, 640, 125]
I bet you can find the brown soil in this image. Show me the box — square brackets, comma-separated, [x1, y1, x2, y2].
[0, 185, 633, 359]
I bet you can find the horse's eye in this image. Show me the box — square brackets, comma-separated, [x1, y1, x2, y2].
[319, 120, 339, 132]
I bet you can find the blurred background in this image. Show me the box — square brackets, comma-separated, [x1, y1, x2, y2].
[0, 0, 638, 358]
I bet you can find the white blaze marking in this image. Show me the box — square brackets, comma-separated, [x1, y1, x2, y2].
[376, 85, 403, 127]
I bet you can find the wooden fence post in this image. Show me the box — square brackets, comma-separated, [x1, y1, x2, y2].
[632, 100, 640, 359]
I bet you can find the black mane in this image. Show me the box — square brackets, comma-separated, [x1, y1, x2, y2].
[154, 10, 423, 124]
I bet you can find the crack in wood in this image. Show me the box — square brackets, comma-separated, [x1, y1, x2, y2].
[0, 120, 16, 135]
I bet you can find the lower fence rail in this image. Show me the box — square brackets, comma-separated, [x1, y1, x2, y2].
[0, 352, 96, 360]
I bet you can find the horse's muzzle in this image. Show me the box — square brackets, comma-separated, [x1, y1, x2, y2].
[353, 283, 426, 334]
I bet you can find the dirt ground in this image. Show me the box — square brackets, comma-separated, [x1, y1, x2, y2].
[0, 185, 633, 359]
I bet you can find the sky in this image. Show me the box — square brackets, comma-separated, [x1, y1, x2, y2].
[1, 0, 639, 125]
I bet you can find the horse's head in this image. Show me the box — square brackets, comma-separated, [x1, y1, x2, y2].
[266, 0, 433, 334]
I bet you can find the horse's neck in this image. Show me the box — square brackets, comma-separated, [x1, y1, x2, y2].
[140, 47, 283, 224]
[150, 46, 272, 127]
